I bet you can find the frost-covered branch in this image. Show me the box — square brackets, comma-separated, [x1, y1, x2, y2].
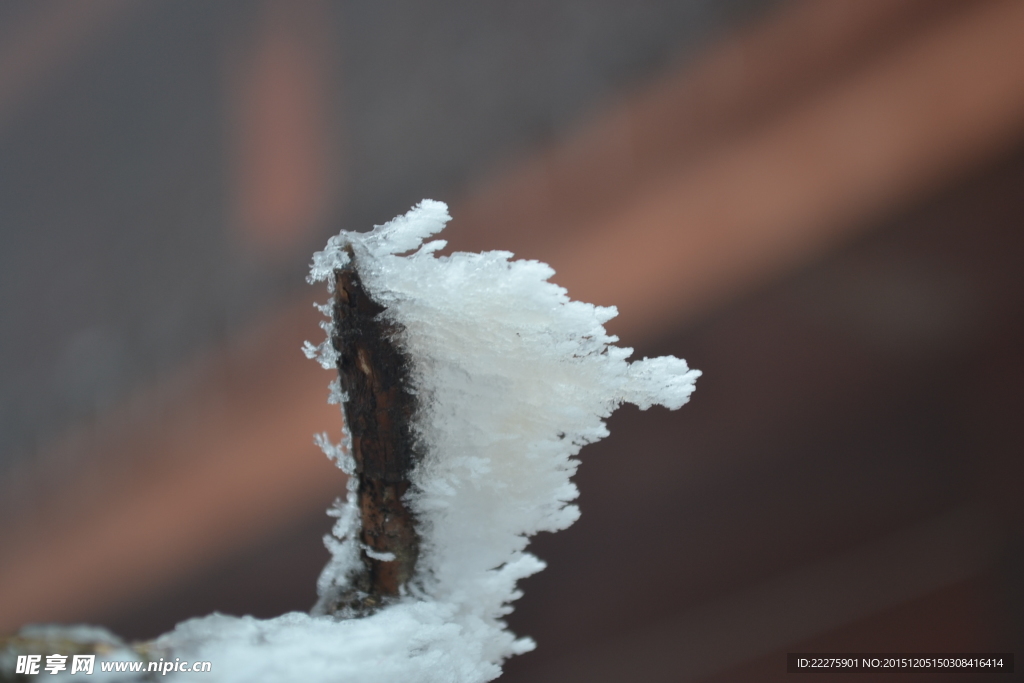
[2, 200, 699, 683]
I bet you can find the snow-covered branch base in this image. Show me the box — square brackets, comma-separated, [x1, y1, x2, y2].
[156, 603, 532, 683]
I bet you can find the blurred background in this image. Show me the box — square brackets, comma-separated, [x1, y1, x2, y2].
[1, 0, 1023, 680]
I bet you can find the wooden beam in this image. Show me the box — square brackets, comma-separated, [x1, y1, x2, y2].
[549, 0, 1024, 338]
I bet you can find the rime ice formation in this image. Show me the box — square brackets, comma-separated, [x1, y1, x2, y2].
[156, 200, 699, 682]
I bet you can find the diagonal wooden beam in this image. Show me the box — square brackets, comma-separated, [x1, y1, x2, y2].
[448, 0, 968, 263]
[544, 0, 1024, 338]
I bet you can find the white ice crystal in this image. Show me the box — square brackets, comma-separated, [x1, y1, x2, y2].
[157, 200, 699, 682]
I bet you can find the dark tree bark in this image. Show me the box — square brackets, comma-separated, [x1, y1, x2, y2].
[323, 246, 421, 614]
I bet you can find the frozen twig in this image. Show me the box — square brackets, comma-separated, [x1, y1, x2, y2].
[2, 200, 699, 683]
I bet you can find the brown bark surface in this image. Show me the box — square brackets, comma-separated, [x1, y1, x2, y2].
[325, 247, 421, 613]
